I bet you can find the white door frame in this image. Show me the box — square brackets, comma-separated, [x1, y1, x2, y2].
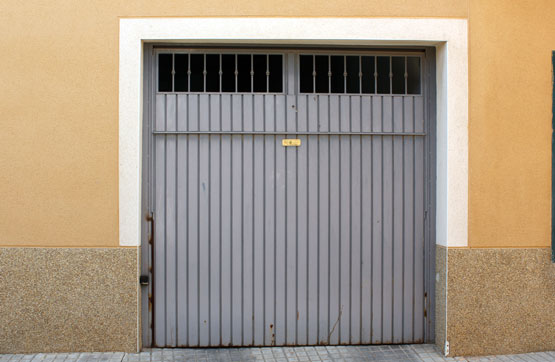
[118, 17, 468, 250]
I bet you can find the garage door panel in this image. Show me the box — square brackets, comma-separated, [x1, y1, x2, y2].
[362, 97, 372, 132]
[339, 135, 351, 344]
[415, 96, 425, 132]
[317, 135, 330, 345]
[370, 97, 379, 133]
[199, 134, 211, 346]
[150, 51, 430, 347]
[371, 134, 383, 344]
[209, 135, 221, 345]
[350, 135, 362, 344]
[244, 95, 254, 131]
[231, 134, 243, 345]
[276, 96, 286, 131]
[264, 134, 276, 346]
[307, 97, 318, 132]
[220, 134, 232, 346]
[221, 95, 232, 131]
[404, 97, 414, 132]
[318, 96, 329, 132]
[275, 136, 287, 346]
[187, 134, 199, 346]
[154, 94, 167, 346]
[232, 95, 242, 131]
[207, 99, 221, 345]
[209, 96, 220, 131]
[253, 135, 265, 346]
[164, 110, 177, 348]
[297, 96, 308, 132]
[177, 95, 187, 131]
[360, 136, 373, 344]
[265, 96, 275, 132]
[393, 135, 404, 344]
[286, 143, 297, 345]
[414, 136, 426, 342]
[328, 135, 341, 345]
[340, 96, 350, 132]
[383, 97, 393, 132]
[330, 96, 340, 132]
[382, 135, 394, 344]
[189, 95, 199, 131]
[243, 134, 255, 346]
[306, 135, 319, 345]
[403, 135, 415, 342]
[296, 134, 309, 345]
[176, 131, 188, 347]
[393, 97, 404, 132]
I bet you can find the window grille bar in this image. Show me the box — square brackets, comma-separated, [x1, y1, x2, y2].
[157, 52, 420, 95]
[172, 53, 175, 92]
[328, 55, 332, 93]
[234, 54, 238, 93]
[358, 56, 362, 94]
[374, 56, 378, 94]
[389, 56, 393, 95]
[203, 54, 207, 93]
[250, 54, 254, 92]
[312, 55, 316, 94]
[420, 57, 423, 96]
[343, 55, 347, 93]
[404, 56, 408, 96]
[187, 53, 191, 92]
[219, 54, 223, 93]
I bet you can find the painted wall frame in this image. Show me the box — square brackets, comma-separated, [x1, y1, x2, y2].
[119, 16, 467, 349]
[119, 17, 469, 249]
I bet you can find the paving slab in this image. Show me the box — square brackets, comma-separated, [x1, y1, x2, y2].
[1, 345, 554, 362]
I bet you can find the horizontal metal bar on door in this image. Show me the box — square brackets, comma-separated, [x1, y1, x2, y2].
[155, 48, 425, 57]
[152, 131, 426, 136]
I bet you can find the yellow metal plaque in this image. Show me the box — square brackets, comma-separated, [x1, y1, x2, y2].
[282, 138, 301, 147]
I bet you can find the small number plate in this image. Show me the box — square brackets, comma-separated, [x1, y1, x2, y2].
[282, 139, 301, 147]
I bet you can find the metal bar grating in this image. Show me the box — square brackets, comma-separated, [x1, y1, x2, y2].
[299, 55, 421, 95]
[158, 52, 284, 94]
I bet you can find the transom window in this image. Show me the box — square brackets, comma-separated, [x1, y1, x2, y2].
[299, 55, 421, 95]
[158, 52, 284, 93]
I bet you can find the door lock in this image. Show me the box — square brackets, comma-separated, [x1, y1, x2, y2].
[139, 275, 149, 286]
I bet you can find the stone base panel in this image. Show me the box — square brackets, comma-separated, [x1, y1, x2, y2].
[436, 246, 555, 357]
[2, 246, 553, 355]
[0, 248, 138, 353]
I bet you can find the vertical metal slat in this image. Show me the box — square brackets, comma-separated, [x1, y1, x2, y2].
[154, 94, 167, 346]
[198, 95, 210, 346]
[165, 95, 178, 347]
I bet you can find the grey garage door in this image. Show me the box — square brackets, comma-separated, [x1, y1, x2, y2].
[145, 50, 431, 347]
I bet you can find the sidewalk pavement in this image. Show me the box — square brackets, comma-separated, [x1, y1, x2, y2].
[1, 344, 554, 362]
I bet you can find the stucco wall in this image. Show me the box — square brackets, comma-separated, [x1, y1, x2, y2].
[0, 1, 467, 248]
[468, 0, 555, 248]
[0, 0, 554, 248]
[436, 246, 555, 356]
[0, 248, 138, 353]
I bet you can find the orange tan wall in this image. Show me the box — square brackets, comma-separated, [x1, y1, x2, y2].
[0, 0, 553, 249]
[0, 0, 468, 248]
[468, 0, 555, 248]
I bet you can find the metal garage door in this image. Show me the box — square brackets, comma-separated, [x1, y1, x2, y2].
[144, 49, 432, 347]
